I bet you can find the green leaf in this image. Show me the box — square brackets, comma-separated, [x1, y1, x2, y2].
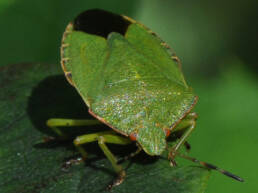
[0, 63, 210, 193]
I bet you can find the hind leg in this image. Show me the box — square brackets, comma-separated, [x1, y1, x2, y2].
[46, 118, 101, 139]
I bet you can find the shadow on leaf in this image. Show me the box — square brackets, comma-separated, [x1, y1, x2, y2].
[27, 74, 154, 175]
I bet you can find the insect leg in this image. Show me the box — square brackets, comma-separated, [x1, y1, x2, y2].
[179, 112, 197, 152]
[73, 131, 129, 159]
[73, 131, 113, 160]
[168, 117, 196, 165]
[73, 132, 132, 189]
[46, 118, 101, 139]
[98, 136, 127, 189]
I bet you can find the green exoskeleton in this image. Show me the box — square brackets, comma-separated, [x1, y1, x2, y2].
[47, 9, 243, 188]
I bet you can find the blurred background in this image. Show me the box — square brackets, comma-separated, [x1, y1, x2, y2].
[0, 0, 257, 192]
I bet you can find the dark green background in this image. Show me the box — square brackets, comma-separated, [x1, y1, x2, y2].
[0, 0, 257, 192]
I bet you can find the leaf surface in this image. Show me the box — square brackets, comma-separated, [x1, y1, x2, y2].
[0, 63, 210, 193]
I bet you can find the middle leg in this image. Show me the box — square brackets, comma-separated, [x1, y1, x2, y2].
[73, 131, 133, 188]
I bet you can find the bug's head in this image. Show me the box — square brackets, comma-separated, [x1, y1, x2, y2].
[134, 125, 167, 156]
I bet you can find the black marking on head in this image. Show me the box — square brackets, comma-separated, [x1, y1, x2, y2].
[73, 9, 131, 38]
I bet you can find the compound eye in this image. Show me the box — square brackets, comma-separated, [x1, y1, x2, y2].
[164, 128, 171, 137]
[129, 132, 137, 141]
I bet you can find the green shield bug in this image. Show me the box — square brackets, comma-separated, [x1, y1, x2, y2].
[47, 9, 243, 188]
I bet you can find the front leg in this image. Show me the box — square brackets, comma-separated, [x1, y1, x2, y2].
[168, 112, 197, 166]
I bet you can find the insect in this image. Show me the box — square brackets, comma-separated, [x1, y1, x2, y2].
[47, 9, 243, 188]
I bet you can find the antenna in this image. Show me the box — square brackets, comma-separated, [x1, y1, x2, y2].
[177, 153, 244, 182]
